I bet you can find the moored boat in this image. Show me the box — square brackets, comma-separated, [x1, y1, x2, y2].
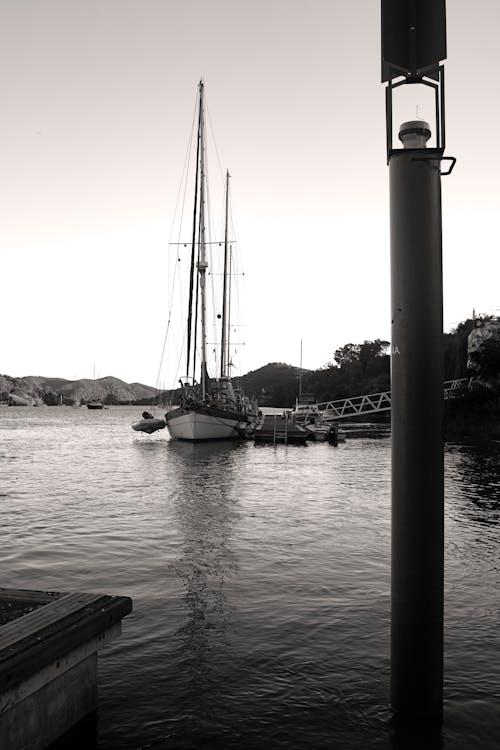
[132, 417, 166, 434]
[164, 81, 257, 441]
[303, 420, 346, 444]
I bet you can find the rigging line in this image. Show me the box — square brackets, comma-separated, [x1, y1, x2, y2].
[155, 308, 188, 394]
[203, 132, 219, 370]
[192, 209, 202, 383]
[202, 94, 232, 378]
[155, 93, 198, 392]
[170, 326, 188, 392]
[186, 85, 203, 381]
[226, 202, 246, 373]
[167, 95, 198, 247]
[170, 103, 198, 322]
[209, 106, 246, 376]
[228, 194, 245, 274]
[205, 98, 226, 190]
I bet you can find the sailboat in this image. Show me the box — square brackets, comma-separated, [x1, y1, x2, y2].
[164, 81, 257, 441]
[87, 366, 104, 409]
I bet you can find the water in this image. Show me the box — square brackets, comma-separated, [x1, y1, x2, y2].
[1, 406, 499, 749]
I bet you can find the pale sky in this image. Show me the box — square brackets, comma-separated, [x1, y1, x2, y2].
[1, 0, 498, 387]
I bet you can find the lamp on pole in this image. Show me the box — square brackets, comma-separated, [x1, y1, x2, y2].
[381, 0, 455, 724]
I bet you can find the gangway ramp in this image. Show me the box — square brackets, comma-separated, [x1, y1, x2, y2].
[316, 379, 472, 421]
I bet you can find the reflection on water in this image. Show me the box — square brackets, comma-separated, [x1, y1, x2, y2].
[167, 442, 241, 698]
[446, 441, 500, 525]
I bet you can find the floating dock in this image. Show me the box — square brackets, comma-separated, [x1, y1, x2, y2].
[254, 413, 309, 444]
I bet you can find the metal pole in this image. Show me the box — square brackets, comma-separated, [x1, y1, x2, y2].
[390, 120, 444, 723]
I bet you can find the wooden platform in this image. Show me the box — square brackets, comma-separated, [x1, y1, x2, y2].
[0, 587, 132, 749]
[254, 414, 309, 444]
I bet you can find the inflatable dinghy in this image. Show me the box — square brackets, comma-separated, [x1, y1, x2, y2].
[132, 418, 166, 434]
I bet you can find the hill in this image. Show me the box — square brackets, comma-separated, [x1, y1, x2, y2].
[238, 363, 305, 406]
[0, 375, 159, 406]
[239, 341, 392, 408]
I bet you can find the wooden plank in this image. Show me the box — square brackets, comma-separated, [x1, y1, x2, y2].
[0, 594, 105, 652]
[0, 588, 62, 605]
[0, 624, 121, 713]
[0, 594, 132, 692]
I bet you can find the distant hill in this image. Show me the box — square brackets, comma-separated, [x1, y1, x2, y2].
[238, 363, 306, 407]
[0, 364, 305, 409]
[0, 357, 387, 409]
[0, 375, 161, 406]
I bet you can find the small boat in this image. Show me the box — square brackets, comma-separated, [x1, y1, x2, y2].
[291, 392, 322, 423]
[303, 420, 346, 444]
[164, 81, 258, 441]
[87, 402, 104, 410]
[291, 385, 346, 444]
[132, 417, 166, 434]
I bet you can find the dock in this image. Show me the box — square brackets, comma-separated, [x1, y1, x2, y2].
[254, 413, 309, 444]
[0, 587, 132, 749]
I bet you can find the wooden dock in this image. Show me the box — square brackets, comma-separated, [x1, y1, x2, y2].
[0, 587, 132, 749]
[254, 413, 309, 444]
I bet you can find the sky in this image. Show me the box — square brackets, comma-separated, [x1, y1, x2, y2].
[1, 0, 499, 387]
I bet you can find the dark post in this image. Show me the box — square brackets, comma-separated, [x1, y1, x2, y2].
[389, 121, 444, 723]
[381, 0, 453, 725]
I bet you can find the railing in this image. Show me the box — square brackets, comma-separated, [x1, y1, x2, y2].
[443, 377, 474, 399]
[311, 378, 473, 421]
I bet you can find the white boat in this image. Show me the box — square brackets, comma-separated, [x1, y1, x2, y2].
[292, 391, 346, 443]
[164, 81, 257, 441]
[291, 392, 321, 422]
[303, 420, 346, 443]
[165, 401, 244, 441]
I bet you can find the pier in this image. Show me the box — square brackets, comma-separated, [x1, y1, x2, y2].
[254, 413, 309, 444]
[0, 587, 132, 749]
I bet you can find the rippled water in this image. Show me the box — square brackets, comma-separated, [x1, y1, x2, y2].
[1, 407, 499, 749]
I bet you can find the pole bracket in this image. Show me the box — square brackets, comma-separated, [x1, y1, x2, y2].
[405, 150, 456, 176]
[439, 156, 456, 176]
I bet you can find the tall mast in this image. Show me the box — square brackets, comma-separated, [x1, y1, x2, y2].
[197, 80, 209, 399]
[220, 170, 230, 378]
[186, 82, 202, 381]
[227, 245, 233, 376]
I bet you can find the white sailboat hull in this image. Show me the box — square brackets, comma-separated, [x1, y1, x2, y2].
[165, 407, 243, 441]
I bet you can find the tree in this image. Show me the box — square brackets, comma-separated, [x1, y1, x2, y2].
[443, 318, 475, 379]
[469, 337, 500, 380]
[358, 339, 390, 375]
[333, 343, 361, 368]
[333, 339, 389, 373]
